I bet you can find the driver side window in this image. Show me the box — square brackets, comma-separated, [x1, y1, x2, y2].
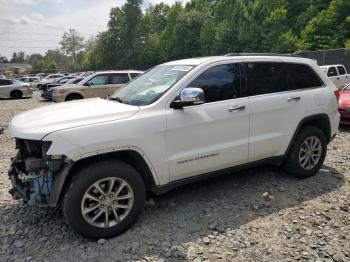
[89, 75, 109, 86]
[327, 67, 338, 77]
[188, 64, 241, 103]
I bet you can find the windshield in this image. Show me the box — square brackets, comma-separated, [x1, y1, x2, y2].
[110, 65, 194, 106]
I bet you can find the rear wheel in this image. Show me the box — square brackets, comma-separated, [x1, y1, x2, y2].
[63, 160, 146, 239]
[283, 126, 327, 178]
[10, 90, 23, 99]
[65, 93, 83, 101]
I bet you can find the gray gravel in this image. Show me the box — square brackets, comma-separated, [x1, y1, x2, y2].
[0, 92, 349, 262]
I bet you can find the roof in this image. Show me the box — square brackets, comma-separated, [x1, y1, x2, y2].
[320, 64, 344, 68]
[163, 55, 316, 66]
[163, 57, 220, 66]
[94, 70, 144, 74]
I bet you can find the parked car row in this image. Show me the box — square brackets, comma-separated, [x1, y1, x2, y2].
[41, 77, 84, 100]
[51, 70, 143, 102]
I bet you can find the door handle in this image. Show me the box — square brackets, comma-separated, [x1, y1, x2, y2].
[288, 96, 301, 102]
[228, 105, 246, 112]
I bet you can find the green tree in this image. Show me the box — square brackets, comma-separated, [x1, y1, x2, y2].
[300, 0, 350, 50]
[60, 29, 84, 67]
[10, 52, 26, 63]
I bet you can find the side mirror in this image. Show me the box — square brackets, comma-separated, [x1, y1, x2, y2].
[171, 87, 205, 109]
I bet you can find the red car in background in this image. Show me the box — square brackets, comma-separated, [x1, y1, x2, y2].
[336, 83, 350, 125]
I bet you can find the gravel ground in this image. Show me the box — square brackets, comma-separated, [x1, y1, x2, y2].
[0, 92, 349, 262]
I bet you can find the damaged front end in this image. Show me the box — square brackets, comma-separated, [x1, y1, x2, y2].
[8, 138, 67, 206]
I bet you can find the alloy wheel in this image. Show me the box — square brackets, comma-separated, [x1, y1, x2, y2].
[81, 177, 134, 228]
[298, 136, 322, 170]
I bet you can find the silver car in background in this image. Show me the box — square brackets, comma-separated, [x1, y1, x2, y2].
[19, 76, 40, 89]
[0, 78, 33, 99]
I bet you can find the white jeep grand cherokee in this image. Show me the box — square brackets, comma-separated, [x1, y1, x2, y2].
[8, 55, 340, 239]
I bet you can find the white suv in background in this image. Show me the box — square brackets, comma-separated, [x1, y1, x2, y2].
[8, 54, 340, 239]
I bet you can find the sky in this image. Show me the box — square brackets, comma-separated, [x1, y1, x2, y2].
[0, 0, 189, 60]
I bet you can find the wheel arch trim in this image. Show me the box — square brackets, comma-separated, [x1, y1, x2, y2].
[48, 146, 159, 207]
[284, 113, 331, 157]
[64, 91, 85, 100]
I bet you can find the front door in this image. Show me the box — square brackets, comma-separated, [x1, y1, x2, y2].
[166, 63, 250, 181]
[84, 74, 110, 98]
[327, 66, 341, 88]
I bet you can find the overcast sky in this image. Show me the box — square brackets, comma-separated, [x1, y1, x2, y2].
[0, 0, 188, 60]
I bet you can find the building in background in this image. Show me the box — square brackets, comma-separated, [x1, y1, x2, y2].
[0, 63, 32, 78]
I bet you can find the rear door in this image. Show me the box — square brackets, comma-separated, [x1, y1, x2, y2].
[246, 62, 304, 162]
[0, 79, 13, 97]
[247, 62, 325, 162]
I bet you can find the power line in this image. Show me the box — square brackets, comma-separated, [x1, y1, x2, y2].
[0, 45, 59, 49]
[0, 31, 96, 36]
[0, 39, 61, 43]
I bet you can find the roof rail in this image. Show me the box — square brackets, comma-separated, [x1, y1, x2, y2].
[224, 53, 301, 57]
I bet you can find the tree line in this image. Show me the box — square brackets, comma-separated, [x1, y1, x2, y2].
[1, 0, 350, 71]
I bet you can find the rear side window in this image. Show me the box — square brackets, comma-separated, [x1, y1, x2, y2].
[130, 73, 141, 79]
[188, 63, 241, 103]
[90, 75, 109, 85]
[337, 66, 346, 75]
[0, 79, 12, 85]
[72, 78, 82, 84]
[327, 67, 338, 77]
[246, 63, 287, 96]
[109, 74, 129, 84]
[287, 63, 323, 90]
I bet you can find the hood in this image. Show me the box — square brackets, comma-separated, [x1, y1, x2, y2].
[339, 90, 350, 108]
[9, 98, 139, 140]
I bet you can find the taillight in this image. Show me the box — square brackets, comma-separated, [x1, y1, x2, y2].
[334, 90, 340, 101]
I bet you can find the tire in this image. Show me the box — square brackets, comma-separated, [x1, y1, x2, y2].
[65, 94, 83, 101]
[10, 90, 23, 99]
[37, 84, 42, 90]
[283, 126, 327, 178]
[63, 159, 146, 239]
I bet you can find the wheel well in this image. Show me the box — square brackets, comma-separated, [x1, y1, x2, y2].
[10, 89, 22, 95]
[65, 93, 83, 100]
[285, 114, 331, 157]
[300, 116, 331, 142]
[59, 151, 156, 204]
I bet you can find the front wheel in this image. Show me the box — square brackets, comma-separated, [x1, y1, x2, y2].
[65, 93, 83, 101]
[283, 126, 327, 178]
[10, 90, 23, 99]
[63, 160, 146, 239]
